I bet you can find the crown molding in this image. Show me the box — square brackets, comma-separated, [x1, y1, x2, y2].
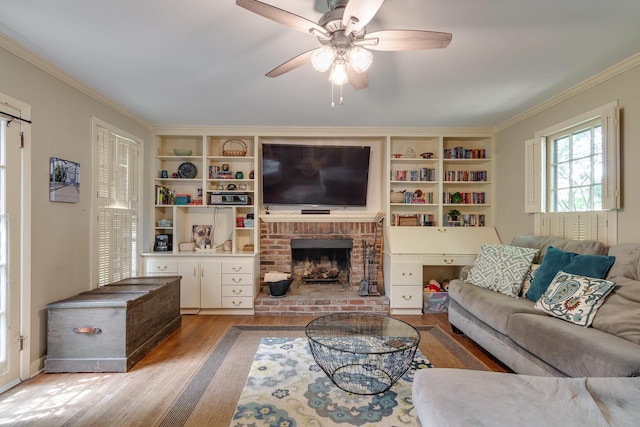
[0, 32, 154, 131]
[494, 52, 640, 134]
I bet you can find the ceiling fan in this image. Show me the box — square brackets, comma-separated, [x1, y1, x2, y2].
[236, 0, 452, 94]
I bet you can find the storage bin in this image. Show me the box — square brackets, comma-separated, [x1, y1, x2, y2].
[244, 219, 255, 228]
[175, 194, 191, 205]
[423, 291, 449, 313]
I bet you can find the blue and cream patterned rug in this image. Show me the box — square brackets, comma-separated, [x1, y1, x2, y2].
[229, 337, 431, 427]
[158, 325, 490, 427]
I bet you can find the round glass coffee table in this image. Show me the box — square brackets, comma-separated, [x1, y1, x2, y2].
[305, 313, 420, 395]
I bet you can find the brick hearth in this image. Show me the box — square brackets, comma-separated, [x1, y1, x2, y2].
[257, 219, 388, 315]
[254, 284, 390, 316]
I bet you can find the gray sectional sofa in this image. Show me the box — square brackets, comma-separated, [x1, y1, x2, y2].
[447, 235, 640, 377]
[411, 235, 640, 426]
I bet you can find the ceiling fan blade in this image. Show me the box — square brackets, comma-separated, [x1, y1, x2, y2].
[347, 64, 369, 90]
[236, 0, 329, 38]
[365, 30, 452, 51]
[342, 0, 385, 36]
[266, 49, 316, 78]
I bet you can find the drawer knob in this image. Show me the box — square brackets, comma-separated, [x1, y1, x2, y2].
[402, 295, 413, 301]
[233, 289, 243, 295]
[232, 300, 243, 306]
[156, 265, 167, 271]
[232, 277, 243, 283]
[444, 259, 454, 264]
[73, 327, 102, 335]
[232, 266, 243, 272]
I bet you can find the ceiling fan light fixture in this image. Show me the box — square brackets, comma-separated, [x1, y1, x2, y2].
[329, 60, 349, 85]
[348, 46, 373, 73]
[311, 46, 336, 72]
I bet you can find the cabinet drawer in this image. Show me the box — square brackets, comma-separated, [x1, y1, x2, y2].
[390, 263, 422, 285]
[222, 262, 253, 275]
[222, 285, 253, 298]
[222, 273, 253, 286]
[146, 260, 178, 275]
[390, 285, 423, 309]
[222, 296, 253, 309]
[421, 255, 476, 266]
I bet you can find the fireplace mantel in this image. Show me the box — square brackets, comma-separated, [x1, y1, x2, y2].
[259, 212, 382, 223]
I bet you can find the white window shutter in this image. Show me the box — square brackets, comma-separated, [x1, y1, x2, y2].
[95, 125, 140, 286]
[524, 138, 544, 213]
[601, 103, 620, 209]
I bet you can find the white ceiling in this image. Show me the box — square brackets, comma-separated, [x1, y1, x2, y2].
[1, 0, 640, 128]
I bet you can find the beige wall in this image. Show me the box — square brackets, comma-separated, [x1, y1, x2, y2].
[0, 45, 153, 373]
[494, 63, 640, 245]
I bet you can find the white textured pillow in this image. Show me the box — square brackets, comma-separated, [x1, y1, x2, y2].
[467, 244, 539, 297]
[535, 271, 616, 327]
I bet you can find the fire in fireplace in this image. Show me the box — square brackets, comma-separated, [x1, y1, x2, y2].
[291, 239, 353, 286]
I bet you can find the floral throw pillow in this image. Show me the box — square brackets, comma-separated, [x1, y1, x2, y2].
[467, 244, 539, 297]
[520, 263, 540, 297]
[534, 270, 616, 327]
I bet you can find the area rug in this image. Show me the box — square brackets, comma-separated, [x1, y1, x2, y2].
[159, 325, 490, 427]
[230, 337, 429, 426]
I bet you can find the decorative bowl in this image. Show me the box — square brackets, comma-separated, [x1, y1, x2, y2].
[173, 148, 192, 156]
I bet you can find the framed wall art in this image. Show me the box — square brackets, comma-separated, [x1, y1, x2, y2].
[49, 157, 80, 203]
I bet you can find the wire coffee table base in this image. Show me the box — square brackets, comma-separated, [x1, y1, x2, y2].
[306, 313, 420, 395]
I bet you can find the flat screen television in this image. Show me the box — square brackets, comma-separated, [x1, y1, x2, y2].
[262, 144, 371, 207]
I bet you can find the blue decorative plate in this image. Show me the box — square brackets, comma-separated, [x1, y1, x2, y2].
[178, 162, 197, 178]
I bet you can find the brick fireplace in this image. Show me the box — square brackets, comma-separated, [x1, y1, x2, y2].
[259, 219, 383, 293]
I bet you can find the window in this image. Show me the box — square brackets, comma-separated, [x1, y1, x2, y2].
[548, 118, 603, 212]
[525, 101, 619, 213]
[525, 101, 619, 244]
[93, 120, 141, 286]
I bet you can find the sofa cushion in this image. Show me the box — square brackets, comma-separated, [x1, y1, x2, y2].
[534, 271, 616, 327]
[413, 369, 640, 427]
[466, 244, 539, 297]
[607, 243, 640, 280]
[525, 246, 615, 302]
[507, 313, 640, 377]
[448, 279, 542, 335]
[592, 276, 640, 345]
[511, 235, 609, 264]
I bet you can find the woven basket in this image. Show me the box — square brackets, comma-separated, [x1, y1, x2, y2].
[222, 139, 247, 157]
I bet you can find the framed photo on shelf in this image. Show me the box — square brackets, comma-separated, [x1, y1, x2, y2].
[192, 225, 212, 247]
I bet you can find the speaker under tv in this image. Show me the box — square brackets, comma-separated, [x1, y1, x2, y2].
[262, 144, 371, 207]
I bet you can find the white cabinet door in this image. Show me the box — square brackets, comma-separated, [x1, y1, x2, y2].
[200, 260, 222, 309]
[178, 261, 201, 310]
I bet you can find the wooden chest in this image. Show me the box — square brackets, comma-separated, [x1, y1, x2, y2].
[45, 276, 181, 373]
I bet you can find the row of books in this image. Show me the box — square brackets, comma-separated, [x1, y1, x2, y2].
[443, 170, 488, 182]
[391, 168, 436, 181]
[155, 185, 175, 205]
[443, 192, 486, 204]
[209, 166, 234, 179]
[443, 147, 487, 159]
[394, 192, 435, 204]
[446, 214, 486, 227]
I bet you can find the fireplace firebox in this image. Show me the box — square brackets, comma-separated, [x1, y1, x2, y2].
[291, 239, 353, 286]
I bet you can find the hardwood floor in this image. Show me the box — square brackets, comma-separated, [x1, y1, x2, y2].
[0, 314, 510, 426]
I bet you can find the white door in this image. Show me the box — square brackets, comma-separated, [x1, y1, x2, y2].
[0, 113, 22, 390]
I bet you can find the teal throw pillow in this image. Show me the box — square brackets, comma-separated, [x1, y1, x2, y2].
[525, 246, 615, 302]
[534, 270, 616, 327]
